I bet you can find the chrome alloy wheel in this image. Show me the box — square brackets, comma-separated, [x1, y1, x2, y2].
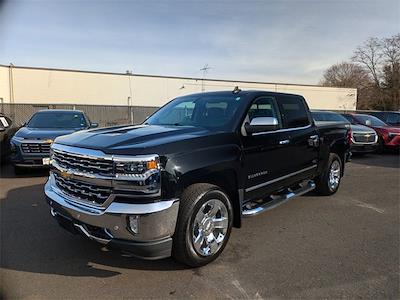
[192, 199, 229, 257]
[328, 160, 341, 191]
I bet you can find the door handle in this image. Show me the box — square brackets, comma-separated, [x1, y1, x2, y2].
[279, 139, 290, 145]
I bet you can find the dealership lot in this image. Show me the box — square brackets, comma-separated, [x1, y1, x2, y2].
[1, 154, 399, 299]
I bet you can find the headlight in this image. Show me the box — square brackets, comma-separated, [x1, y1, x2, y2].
[11, 136, 24, 143]
[10, 141, 17, 153]
[113, 155, 161, 193]
[388, 132, 399, 137]
[114, 155, 160, 178]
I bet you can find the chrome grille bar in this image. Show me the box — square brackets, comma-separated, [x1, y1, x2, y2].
[21, 142, 51, 154]
[352, 132, 377, 144]
[54, 173, 111, 206]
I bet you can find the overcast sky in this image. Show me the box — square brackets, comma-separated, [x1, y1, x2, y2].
[0, 0, 398, 84]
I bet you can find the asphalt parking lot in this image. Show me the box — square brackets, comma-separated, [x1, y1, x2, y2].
[1, 154, 399, 299]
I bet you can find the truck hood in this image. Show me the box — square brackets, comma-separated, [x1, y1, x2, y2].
[14, 127, 78, 141]
[54, 125, 236, 155]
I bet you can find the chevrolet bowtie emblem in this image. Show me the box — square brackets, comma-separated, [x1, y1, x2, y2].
[60, 170, 72, 180]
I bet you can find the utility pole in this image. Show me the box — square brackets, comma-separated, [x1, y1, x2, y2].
[200, 64, 211, 92]
[126, 70, 134, 124]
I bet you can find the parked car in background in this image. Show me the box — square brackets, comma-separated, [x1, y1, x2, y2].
[0, 113, 18, 163]
[10, 110, 98, 174]
[361, 111, 400, 128]
[311, 111, 378, 154]
[342, 113, 400, 153]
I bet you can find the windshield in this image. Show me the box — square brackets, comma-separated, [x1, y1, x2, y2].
[145, 94, 243, 130]
[354, 114, 387, 127]
[27, 111, 88, 129]
[312, 112, 348, 123]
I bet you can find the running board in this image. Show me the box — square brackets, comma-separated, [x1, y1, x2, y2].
[242, 180, 316, 217]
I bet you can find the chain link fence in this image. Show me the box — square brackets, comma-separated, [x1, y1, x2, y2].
[0, 103, 158, 128]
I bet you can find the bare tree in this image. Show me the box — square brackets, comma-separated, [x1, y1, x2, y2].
[321, 34, 400, 110]
[352, 37, 383, 88]
[351, 35, 400, 110]
[382, 34, 400, 67]
[321, 62, 370, 88]
[321, 62, 374, 109]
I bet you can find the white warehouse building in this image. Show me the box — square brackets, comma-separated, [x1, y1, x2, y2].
[0, 64, 357, 110]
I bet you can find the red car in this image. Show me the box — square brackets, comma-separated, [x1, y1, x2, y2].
[343, 113, 400, 152]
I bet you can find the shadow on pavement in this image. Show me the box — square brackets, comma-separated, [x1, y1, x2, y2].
[0, 162, 49, 179]
[350, 152, 399, 169]
[1, 183, 188, 278]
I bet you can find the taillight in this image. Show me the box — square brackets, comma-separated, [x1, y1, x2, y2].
[347, 127, 353, 145]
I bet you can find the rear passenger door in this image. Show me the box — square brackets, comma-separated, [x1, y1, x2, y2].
[276, 95, 319, 184]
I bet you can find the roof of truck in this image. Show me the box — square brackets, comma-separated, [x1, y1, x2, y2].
[180, 89, 304, 98]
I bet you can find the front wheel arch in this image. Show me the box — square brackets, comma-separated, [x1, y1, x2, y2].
[172, 183, 234, 267]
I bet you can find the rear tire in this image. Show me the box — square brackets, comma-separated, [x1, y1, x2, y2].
[172, 183, 233, 267]
[315, 153, 342, 196]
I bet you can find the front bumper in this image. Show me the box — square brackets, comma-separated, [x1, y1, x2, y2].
[385, 135, 400, 147]
[11, 143, 50, 168]
[45, 178, 179, 260]
[350, 143, 378, 153]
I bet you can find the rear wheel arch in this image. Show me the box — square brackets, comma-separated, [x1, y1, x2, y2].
[328, 143, 347, 176]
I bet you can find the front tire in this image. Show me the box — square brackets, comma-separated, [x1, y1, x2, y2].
[172, 183, 233, 267]
[315, 153, 342, 196]
[376, 137, 385, 154]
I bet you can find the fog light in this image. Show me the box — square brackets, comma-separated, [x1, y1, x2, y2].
[128, 215, 140, 234]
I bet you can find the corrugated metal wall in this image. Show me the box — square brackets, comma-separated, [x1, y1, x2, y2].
[0, 104, 158, 128]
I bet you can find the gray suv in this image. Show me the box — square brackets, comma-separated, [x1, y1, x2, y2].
[10, 109, 98, 174]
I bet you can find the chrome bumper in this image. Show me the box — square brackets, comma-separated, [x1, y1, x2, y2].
[45, 177, 179, 258]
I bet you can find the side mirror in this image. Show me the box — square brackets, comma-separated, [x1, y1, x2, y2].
[365, 119, 371, 126]
[245, 117, 279, 135]
[90, 122, 99, 128]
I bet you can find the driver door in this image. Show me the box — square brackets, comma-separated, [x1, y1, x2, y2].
[241, 96, 292, 202]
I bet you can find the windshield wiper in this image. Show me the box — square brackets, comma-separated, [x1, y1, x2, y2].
[155, 123, 186, 126]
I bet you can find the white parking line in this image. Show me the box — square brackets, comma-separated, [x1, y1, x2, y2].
[352, 199, 385, 214]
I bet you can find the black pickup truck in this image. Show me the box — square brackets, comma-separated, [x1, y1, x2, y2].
[45, 90, 351, 267]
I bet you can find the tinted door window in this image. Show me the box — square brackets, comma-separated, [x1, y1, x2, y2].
[279, 96, 310, 128]
[247, 96, 280, 122]
[387, 113, 400, 125]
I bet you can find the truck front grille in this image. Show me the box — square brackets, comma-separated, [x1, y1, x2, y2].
[353, 133, 377, 143]
[54, 173, 111, 205]
[21, 142, 51, 154]
[53, 150, 114, 176]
